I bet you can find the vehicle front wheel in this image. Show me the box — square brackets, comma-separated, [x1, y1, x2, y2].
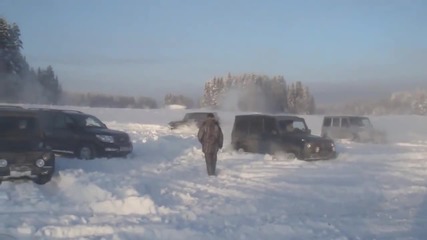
[34, 173, 52, 185]
[77, 145, 96, 160]
[271, 151, 298, 160]
[270, 145, 299, 160]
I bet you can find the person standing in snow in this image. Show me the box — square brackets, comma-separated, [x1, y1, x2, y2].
[197, 113, 224, 176]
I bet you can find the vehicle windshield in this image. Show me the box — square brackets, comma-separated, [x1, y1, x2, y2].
[278, 119, 308, 134]
[0, 116, 37, 135]
[349, 117, 372, 127]
[70, 114, 106, 128]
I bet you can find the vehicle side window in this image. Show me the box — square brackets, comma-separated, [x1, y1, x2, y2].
[323, 118, 331, 127]
[0, 116, 36, 132]
[332, 117, 340, 127]
[293, 121, 306, 131]
[341, 118, 350, 127]
[53, 114, 74, 129]
[248, 118, 263, 135]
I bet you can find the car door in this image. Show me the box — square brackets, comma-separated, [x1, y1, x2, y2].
[278, 120, 305, 153]
[231, 117, 249, 150]
[328, 117, 341, 139]
[245, 116, 265, 153]
[44, 112, 79, 154]
[261, 117, 281, 154]
[339, 117, 352, 139]
[321, 117, 332, 137]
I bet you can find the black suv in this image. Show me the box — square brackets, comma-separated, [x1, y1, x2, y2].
[0, 108, 55, 185]
[169, 112, 220, 129]
[32, 108, 133, 160]
[231, 114, 337, 160]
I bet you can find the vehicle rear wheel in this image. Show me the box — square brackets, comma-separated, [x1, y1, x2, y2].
[77, 145, 96, 160]
[233, 142, 246, 152]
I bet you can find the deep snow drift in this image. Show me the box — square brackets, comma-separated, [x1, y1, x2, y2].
[1, 106, 427, 240]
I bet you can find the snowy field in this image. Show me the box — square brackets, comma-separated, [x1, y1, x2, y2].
[1, 105, 427, 240]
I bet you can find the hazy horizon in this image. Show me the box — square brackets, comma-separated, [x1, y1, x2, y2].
[1, 0, 426, 104]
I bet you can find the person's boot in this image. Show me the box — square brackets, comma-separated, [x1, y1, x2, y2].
[206, 160, 213, 176]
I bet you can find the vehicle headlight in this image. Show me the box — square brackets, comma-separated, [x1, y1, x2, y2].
[36, 159, 45, 167]
[96, 135, 114, 143]
[0, 159, 8, 168]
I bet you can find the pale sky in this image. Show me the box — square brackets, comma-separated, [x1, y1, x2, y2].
[1, 0, 426, 103]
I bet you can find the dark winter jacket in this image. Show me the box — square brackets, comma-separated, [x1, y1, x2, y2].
[197, 118, 224, 154]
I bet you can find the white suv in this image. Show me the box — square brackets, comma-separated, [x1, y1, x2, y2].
[321, 116, 387, 143]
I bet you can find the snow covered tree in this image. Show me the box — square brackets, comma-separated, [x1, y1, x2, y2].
[286, 82, 315, 114]
[0, 18, 11, 74]
[0, 17, 62, 103]
[0, 18, 27, 76]
[201, 73, 315, 113]
[287, 83, 297, 113]
[37, 66, 62, 104]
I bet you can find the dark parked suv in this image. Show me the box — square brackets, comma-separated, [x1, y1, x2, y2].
[32, 108, 133, 159]
[0, 108, 55, 185]
[231, 114, 337, 160]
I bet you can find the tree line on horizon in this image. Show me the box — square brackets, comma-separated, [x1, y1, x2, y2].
[1, 17, 318, 113]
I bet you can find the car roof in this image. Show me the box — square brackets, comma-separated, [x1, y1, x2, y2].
[323, 115, 368, 118]
[186, 111, 217, 115]
[0, 105, 24, 109]
[235, 113, 303, 121]
[29, 107, 84, 114]
[0, 108, 38, 117]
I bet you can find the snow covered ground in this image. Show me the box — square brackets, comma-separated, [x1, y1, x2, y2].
[1, 106, 427, 240]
